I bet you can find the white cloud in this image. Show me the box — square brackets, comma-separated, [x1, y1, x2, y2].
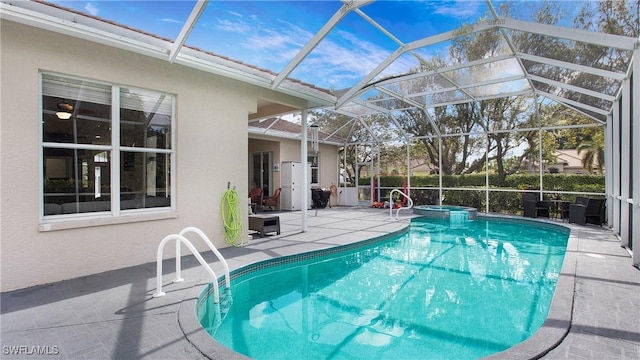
[209, 7, 419, 88]
[84, 2, 99, 16]
[161, 18, 182, 24]
[216, 18, 252, 33]
[294, 28, 418, 88]
[428, 0, 483, 19]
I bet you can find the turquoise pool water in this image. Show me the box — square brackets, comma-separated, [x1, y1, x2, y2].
[198, 217, 569, 359]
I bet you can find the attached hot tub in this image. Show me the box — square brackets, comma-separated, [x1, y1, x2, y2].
[413, 205, 478, 221]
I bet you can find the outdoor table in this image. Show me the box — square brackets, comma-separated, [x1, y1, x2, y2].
[248, 215, 281, 237]
[549, 200, 570, 220]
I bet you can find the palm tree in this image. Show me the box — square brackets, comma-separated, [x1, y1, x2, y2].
[577, 140, 604, 174]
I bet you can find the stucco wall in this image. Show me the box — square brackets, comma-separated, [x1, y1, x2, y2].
[0, 20, 296, 291]
[278, 139, 339, 188]
[248, 137, 339, 210]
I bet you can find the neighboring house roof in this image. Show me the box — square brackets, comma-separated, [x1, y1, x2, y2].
[553, 149, 583, 168]
[249, 118, 345, 145]
[550, 149, 602, 172]
[554, 149, 598, 168]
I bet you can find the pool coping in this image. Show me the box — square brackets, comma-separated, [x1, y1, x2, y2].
[178, 215, 576, 360]
[480, 214, 576, 360]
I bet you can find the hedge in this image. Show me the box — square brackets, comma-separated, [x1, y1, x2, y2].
[362, 173, 605, 214]
[363, 173, 604, 192]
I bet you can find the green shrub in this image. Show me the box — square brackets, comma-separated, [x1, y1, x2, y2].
[362, 173, 604, 214]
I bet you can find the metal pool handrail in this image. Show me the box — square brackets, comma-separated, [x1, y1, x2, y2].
[153, 226, 230, 303]
[178, 227, 230, 289]
[390, 189, 413, 220]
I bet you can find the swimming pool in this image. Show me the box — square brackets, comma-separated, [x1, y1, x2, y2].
[197, 217, 569, 359]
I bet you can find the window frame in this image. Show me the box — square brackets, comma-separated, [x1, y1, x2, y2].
[308, 152, 320, 185]
[39, 72, 176, 227]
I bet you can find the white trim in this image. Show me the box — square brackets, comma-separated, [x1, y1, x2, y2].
[632, 48, 640, 266]
[502, 18, 637, 51]
[38, 211, 178, 232]
[111, 86, 121, 217]
[0, 2, 169, 60]
[612, 99, 621, 235]
[168, 0, 208, 63]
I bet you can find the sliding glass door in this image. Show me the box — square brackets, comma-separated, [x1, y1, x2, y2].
[250, 152, 273, 200]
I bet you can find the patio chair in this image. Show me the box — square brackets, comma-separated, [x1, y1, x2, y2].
[311, 187, 331, 209]
[569, 197, 605, 226]
[262, 188, 281, 211]
[249, 187, 262, 204]
[559, 201, 570, 221]
[522, 193, 550, 218]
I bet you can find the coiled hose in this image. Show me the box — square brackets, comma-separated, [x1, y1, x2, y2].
[221, 187, 244, 247]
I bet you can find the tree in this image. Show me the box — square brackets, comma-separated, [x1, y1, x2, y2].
[312, 0, 631, 182]
[311, 110, 382, 182]
[577, 137, 605, 174]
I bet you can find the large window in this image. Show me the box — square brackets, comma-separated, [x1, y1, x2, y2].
[41, 73, 174, 217]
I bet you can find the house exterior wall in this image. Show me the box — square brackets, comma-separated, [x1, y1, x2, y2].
[278, 139, 339, 189]
[249, 137, 339, 209]
[0, 20, 301, 291]
[317, 143, 340, 188]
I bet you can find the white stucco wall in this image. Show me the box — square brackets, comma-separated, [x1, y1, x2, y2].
[278, 139, 339, 188]
[0, 20, 305, 291]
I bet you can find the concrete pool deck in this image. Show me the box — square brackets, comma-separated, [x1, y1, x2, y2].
[1, 207, 639, 359]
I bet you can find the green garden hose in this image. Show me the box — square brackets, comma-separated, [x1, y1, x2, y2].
[221, 186, 244, 246]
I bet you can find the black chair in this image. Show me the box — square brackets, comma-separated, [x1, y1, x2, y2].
[311, 188, 331, 209]
[569, 197, 605, 226]
[559, 201, 570, 221]
[522, 193, 550, 218]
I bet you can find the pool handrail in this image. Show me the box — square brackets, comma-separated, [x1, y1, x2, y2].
[153, 233, 221, 303]
[177, 226, 230, 290]
[389, 189, 413, 220]
[153, 226, 230, 303]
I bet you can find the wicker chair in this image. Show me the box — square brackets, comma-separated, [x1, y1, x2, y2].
[569, 197, 605, 226]
[249, 187, 262, 204]
[262, 188, 281, 211]
[522, 193, 550, 218]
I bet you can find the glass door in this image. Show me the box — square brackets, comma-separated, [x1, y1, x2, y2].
[250, 152, 272, 202]
[357, 161, 372, 206]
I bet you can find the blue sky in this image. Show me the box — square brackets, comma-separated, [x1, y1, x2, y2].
[50, 1, 591, 90]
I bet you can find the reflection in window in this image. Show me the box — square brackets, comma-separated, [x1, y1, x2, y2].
[308, 153, 319, 184]
[41, 73, 174, 217]
[43, 148, 112, 214]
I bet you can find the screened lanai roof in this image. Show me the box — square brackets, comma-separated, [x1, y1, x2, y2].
[2, 0, 638, 143]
